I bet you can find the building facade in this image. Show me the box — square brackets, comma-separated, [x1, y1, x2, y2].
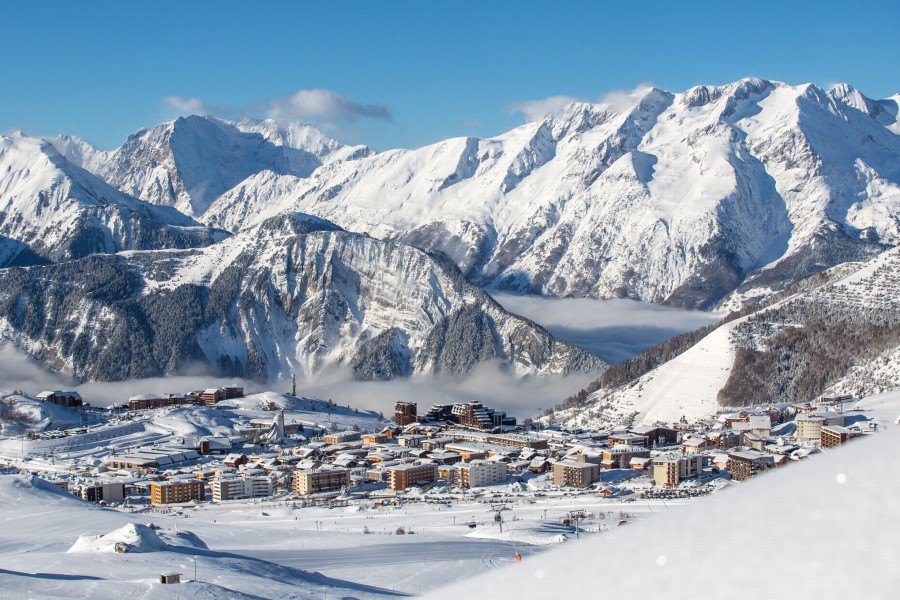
[292, 468, 351, 495]
[727, 450, 775, 481]
[150, 480, 205, 505]
[394, 402, 418, 426]
[456, 460, 508, 488]
[652, 454, 704, 487]
[553, 460, 599, 488]
[387, 462, 438, 491]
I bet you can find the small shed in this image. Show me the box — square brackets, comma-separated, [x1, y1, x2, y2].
[159, 572, 182, 584]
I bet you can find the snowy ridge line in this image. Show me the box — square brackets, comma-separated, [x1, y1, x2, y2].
[549, 246, 900, 429]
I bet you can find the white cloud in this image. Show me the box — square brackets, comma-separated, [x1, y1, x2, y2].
[598, 82, 657, 112]
[508, 95, 583, 122]
[162, 95, 209, 114]
[265, 89, 391, 124]
[492, 293, 720, 364]
[508, 84, 658, 123]
[162, 89, 392, 130]
[296, 363, 597, 421]
[0, 343, 594, 422]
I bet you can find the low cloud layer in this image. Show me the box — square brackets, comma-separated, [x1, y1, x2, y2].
[509, 83, 658, 122]
[0, 294, 713, 420]
[163, 88, 392, 131]
[0, 345, 593, 421]
[492, 293, 720, 364]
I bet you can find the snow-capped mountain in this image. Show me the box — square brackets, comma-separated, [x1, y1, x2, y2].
[192, 79, 898, 309]
[0, 134, 226, 264]
[0, 212, 603, 382]
[548, 245, 900, 429]
[52, 116, 372, 218]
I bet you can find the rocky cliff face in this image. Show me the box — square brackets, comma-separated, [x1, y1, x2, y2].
[0, 213, 604, 382]
[0, 135, 226, 264]
[193, 80, 898, 309]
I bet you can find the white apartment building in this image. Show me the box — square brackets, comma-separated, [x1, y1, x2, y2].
[456, 459, 508, 488]
[210, 474, 276, 502]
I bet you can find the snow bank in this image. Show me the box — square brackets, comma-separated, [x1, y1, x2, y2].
[67, 523, 170, 554]
[425, 429, 900, 599]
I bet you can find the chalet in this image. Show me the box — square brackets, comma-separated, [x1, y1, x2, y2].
[427, 451, 462, 465]
[421, 436, 455, 451]
[601, 445, 651, 469]
[380, 426, 403, 439]
[529, 457, 550, 473]
[324, 431, 361, 445]
[629, 425, 679, 447]
[629, 456, 652, 471]
[361, 432, 389, 446]
[709, 430, 741, 450]
[608, 432, 649, 448]
[223, 454, 249, 468]
[198, 436, 232, 455]
[740, 432, 769, 451]
[396, 434, 426, 448]
[36, 390, 83, 408]
[443, 444, 488, 461]
[681, 436, 709, 453]
[731, 415, 772, 437]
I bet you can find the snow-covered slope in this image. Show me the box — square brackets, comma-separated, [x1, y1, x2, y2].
[551, 245, 900, 429]
[0, 393, 83, 436]
[0, 212, 604, 382]
[0, 474, 400, 598]
[0, 134, 227, 263]
[190, 79, 899, 309]
[426, 424, 900, 600]
[55, 116, 371, 218]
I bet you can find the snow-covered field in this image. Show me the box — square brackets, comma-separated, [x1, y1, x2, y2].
[1, 390, 897, 597]
[426, 421, 900, 599]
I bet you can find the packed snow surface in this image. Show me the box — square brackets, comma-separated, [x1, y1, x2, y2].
[425, 424, 900, 599]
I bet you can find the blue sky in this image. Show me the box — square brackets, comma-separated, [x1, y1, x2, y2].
[3, 1, 897, 150]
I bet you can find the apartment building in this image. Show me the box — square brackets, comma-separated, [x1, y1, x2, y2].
[727, 450, 775, 481]
[601, 445, 651, 469]
[821, 425, 860, 449]
[210, 474, 276, 501]
[292, 467, 351, 495]
[796, 412, 845, 442]
[323, 431, 361, 445]
[652, 454, 704, 487]
[456, 460, 508, 489]
[394, 402, 418, 426]
[553, 460, 599, 488]
[608, 433, 649, 448]
[79, 481, 126, 503]
[150, 480, 205, 505]
[387, 462, 438, 491]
